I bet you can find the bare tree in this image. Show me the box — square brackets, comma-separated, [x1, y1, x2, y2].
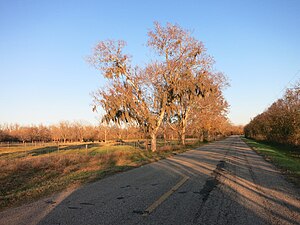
[167, 71, 228, 145]
[188, 82, 229, 141]
[89, 22, 216, 151]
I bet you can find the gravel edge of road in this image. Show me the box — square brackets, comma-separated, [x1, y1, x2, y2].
[241, 137, 300, 189]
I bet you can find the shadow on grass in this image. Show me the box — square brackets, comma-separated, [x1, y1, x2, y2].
[30, 143, 101, 156]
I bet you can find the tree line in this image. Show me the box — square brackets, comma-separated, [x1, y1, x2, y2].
[0, 122, 142, 143]
[0, 120, 242, 144]
[89, 22, 242, 151]
[244, 81, 300, 146]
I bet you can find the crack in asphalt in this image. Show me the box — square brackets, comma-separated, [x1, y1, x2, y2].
[192, 159, 227, 223]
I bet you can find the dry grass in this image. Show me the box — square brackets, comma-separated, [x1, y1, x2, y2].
[0, 139, 204, 210]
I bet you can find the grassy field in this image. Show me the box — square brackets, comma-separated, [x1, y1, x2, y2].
[0, 139, 203, 210]
[242, 137, 300, 186]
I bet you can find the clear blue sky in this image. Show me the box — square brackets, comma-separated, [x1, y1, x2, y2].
[0, 0, 299, 126]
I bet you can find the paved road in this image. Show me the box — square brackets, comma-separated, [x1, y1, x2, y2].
[1, 136, 300, 225]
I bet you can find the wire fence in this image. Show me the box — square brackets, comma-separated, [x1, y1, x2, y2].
[0, 138, 210, 159]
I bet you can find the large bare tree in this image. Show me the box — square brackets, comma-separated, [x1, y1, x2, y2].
[89, 22, 217, 151]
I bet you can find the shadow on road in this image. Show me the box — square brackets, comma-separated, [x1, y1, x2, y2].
[2, 136, 299, 225]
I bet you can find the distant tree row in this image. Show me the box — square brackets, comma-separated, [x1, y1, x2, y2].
[244, 81, 300, 146]
[0, 122, 142, 143]
[0, 120, 242, 144]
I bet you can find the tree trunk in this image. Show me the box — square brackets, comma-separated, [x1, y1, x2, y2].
[204, 130, 211, 142]
[180, 117, 187, 145]
[203, 130, 208, 142]
[177, 131, 182, 144]
[151, 132, 157, 152]
[198, 131, 204, 142]
[145, 138, 149, 151]
[180, 108, 190, 146]
[181, 131, 186, 145]
[163, 125, 167, 146]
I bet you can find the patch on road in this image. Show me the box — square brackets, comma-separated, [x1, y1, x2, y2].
[68, 206, 81, 210]
[199, 160, 225, 202]
[79, 202, 95, 206]
[193, 159, 227, 223]
[132, 210, 145, 215]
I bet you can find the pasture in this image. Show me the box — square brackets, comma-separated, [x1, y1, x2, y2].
[0, 139, 202, 210]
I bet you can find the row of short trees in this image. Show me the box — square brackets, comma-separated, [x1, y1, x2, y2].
[244, 81, 300, 146]
[0, 122, 142, 143]
[89, 22, 241, 151]
[0, 120, 242, 144]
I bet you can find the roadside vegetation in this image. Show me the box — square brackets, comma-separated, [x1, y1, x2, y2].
[243, 81, 300, 185]
[242, 138, 300, 186]
[244, 81, 299, 146]
[0, 139, 205, 210]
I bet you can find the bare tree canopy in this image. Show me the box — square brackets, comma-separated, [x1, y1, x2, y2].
[89, 22, 229, 151]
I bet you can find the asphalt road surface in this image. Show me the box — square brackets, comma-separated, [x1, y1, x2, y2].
[1, 136, 300, 225]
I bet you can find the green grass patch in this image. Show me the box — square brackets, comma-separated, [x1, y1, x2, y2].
[242, 137, 300, 186]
